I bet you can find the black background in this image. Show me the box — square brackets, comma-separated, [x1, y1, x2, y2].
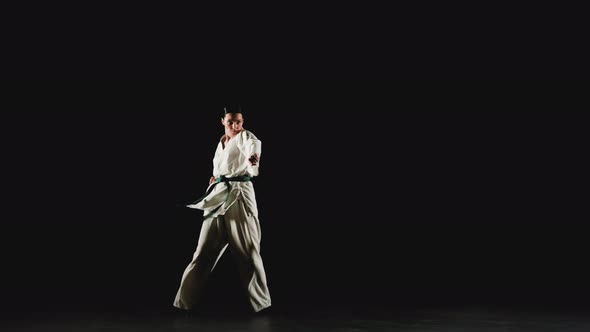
[2, 82, 588, 316]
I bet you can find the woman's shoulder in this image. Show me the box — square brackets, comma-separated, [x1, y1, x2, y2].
[240, 129, 259, 141]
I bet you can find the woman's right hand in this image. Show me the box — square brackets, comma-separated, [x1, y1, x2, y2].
[209, 176, 216, 185]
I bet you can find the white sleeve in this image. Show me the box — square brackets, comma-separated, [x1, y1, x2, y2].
[244, 131, 262, 157]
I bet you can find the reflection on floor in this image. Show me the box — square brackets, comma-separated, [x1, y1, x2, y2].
[3, 306, 590, 332]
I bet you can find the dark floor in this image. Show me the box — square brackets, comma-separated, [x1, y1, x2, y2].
[4, 306, 590, 332]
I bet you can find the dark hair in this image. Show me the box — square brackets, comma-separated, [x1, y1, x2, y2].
[223, 105, 243, 117]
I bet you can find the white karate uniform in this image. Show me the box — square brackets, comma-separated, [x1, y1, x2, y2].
[173, 129, 272, 313]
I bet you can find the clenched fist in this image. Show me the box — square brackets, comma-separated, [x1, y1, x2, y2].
[249, 153, 260, 166]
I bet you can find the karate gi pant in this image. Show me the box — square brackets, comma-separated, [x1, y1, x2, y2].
[173, 197, 272, 313]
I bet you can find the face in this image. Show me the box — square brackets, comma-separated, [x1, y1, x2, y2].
[221, 113, 244, 138]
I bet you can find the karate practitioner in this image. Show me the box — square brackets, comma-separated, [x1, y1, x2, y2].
[173, 107, 272, 313]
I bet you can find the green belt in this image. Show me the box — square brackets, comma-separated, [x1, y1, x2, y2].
[189, 175, 252, 220]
